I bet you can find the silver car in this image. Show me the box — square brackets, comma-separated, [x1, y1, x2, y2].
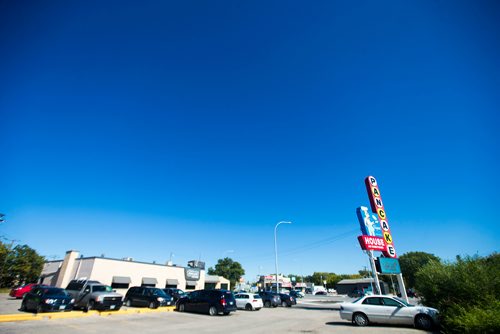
[339, 295, 439, 330]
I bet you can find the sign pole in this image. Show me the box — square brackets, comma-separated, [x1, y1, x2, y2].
[396, 273, 408, 303]
[367, 251, 381, 294]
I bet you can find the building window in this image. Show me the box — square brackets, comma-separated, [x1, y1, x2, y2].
[205, 283, 216, 290]
[186, 284, 196, 290]
[111, 282, 129, 290]
[220, 283, 228, 290]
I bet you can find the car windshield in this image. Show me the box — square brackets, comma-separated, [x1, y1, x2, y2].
[93, 285, 113, 292]
[44, 288, 68, 296]
[152, 289, 168, 297]
[395, 297, 414, 306]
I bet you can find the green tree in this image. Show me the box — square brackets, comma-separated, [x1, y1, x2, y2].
[207, 257, 245, 290]
[399, 251, 440, 288]
[0, 242, 45, 287]
[415, 253, 500, 333]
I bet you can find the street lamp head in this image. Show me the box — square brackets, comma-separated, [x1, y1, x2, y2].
[279, 221, 292, 224]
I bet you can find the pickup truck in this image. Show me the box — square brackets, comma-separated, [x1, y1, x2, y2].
[65, 279, 123, 311]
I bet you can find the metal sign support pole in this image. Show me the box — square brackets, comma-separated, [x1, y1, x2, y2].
[367, 251, 381, 294]
[396, 273, 408, 303]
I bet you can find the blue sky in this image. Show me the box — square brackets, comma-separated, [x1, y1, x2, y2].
[1, 1, 499, 282]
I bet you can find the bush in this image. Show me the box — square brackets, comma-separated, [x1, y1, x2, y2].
[445, 298, 500, 333]
[415, 253, 500, 333]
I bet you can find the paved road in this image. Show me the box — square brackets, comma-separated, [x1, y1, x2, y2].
[0, 293, 435, 334]
[0, 305, 433, 334]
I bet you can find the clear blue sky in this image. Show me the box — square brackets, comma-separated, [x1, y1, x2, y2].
[1, 1, 499, 282]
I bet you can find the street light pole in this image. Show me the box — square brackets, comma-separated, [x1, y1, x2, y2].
[274, 221, 291, 293]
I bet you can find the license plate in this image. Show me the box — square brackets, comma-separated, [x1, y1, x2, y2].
[110, 305, 115, 310]
[59, 305, 66, 310]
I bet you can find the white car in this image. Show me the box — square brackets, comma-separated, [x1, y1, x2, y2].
[339, 295, 439, 330]
[234, 293, 263, 311]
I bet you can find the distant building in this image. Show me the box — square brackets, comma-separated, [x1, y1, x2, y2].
[335, 278, 389, 295]
[40, 250, 229, 294]
[256, 274, 307, 291]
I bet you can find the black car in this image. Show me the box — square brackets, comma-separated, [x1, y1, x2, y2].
[20, 287, 74, 313]
[124, 286, 173, 308]
[163, 288, 187, 302]
[278, 293, 296, 307]
[258, 291, 281, 308]
[176, 289, 237, 316]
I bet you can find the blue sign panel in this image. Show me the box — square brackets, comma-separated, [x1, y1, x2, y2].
[378, 257, 401, 274]
[356, 206, 383, 237]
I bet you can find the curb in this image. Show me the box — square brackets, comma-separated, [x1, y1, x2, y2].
[0, 306, 176, 323]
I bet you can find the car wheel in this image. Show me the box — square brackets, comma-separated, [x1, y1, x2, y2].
[415, 314, 433, 330]
[264, 301, 271, 308]
[148, 301, 157, 309]
[281, 301, 287, 307]
[208, 306, 218, 316]
[177, 303, 185, 312]
[125, 299, 132, 307]
[36, 305, 43, 314]
[86, 300, 95, 312]
[20, 301, 27, 312]
[245, 303, 253, 311]
[353, 312, 369, 326]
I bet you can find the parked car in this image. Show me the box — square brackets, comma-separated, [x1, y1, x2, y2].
[10, 283, 49, 299]
[278, 293, 296, 307]
[315, 290, 328, 296]
[65, 279, 123, 311]
[20, 286, 74, 313]
[176, 289, 237, 316]
[289, 290, 304, 298]
[339, 295, 439, 330]
[124, 286, 173, 308]
[258, 291, 281, 308]
[234, 293, 263, 311]
[163, 288, 187, 302]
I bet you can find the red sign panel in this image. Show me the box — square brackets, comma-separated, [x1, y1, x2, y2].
[357, 235, 386, 251]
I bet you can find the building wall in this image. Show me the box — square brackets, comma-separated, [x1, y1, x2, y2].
[40, 250, 211, 293]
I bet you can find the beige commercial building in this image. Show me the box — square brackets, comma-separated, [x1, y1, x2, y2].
[40, 250, 230, 294]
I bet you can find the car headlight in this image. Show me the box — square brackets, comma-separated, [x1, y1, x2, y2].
[157, 297, 164, 302]
[70, 299, 75, 304]
[44, 299, 56, 304]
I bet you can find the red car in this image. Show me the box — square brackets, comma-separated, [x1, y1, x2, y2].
[9, 283, 48, 299]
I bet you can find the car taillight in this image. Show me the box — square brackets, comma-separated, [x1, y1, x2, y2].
[252, 300, 257, 302]
[220, 298, 226, 307]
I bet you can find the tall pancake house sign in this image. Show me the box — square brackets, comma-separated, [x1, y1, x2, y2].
[362, 176, 397, 258]
[355, 176, 408, 301]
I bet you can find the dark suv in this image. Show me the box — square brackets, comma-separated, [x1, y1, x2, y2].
[176, 289, 236, 316]
[259, 291, 281, 308]
[124, 286, 173, 308]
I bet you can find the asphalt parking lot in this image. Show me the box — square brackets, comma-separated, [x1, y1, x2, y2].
[0, 294, 435, 333]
